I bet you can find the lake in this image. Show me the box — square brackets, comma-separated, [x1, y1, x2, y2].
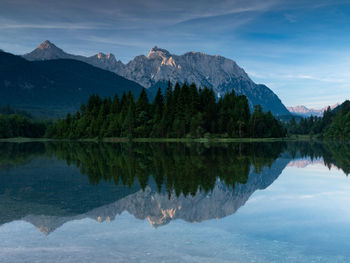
[0, 141, 349, 262]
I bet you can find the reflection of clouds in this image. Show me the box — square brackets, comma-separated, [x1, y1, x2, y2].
[249, 192, 350, 202]
[246, 163, 350, 210]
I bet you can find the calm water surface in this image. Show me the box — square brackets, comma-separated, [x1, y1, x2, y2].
[0, 141, 349, 262]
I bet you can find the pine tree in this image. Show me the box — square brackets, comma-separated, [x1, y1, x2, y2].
[123, 95, 135, 138]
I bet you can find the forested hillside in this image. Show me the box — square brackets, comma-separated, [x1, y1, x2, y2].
[286, 100, 350, 139]
[323, 101, 350, 139]
[0, 114, 46, 138]
[0, 105, 47, 138]
[0, 51, 144, 117]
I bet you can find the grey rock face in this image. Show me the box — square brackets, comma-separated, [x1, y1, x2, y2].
[121, 47, 250, 91]
[23, 41, 290, 115]
[86, 52, 125, 72]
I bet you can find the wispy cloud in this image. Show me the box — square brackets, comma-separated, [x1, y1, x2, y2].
[0, 23, 97, 30]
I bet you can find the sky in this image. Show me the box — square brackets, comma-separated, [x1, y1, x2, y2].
[1, 0, 350, 108]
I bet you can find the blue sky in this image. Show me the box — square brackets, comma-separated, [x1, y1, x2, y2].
[1, 0, 350, 108]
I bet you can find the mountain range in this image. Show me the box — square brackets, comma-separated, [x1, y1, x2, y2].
[287, 103, 339, 117]
[22, 40, 290, 116]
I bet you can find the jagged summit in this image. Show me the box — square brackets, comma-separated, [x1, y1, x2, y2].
[38, 40, 57, 49]
[97, 52, 105, 58]
[88, 52, 122, 72]
[147, 46, 171, 58]
[95, 52, 116, 61]
[23, 40, 69, 61]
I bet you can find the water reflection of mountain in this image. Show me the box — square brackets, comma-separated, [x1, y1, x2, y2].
[20, 155, 290, 234]
[84, 156, 290, 228]
[0, 141, 348, 234]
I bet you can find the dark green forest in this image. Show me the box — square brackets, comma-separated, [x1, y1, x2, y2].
[286, 100, 350, 139]
[46, 83, 286, 139]
[0, 112, 46, 139]
[0, 104, 33, 118]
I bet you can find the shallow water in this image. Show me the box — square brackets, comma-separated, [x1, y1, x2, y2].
[0, 141, 349, 262]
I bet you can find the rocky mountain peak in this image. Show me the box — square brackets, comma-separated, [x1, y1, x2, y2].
[88, 52, 122, 72]
[96, 52, 105, 59]
[106, 53, 115, 60]
[147, 46, 171, 58]
[23, 40, 68, 61]
[38, 40, 57, 50]
[96, 52, 116, 61]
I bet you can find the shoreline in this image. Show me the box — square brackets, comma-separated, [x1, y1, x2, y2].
[0, 135, 322, 143]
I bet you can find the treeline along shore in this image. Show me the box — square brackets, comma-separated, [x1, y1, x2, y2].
[46, 83, 286, 139]
[0, 82, 349, 141]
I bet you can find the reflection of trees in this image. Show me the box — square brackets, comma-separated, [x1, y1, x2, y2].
[1, 141, 348, 197]
[0, 142, 46, 168]
[46, 142, 286, 196]
[287, 141, 350, 175]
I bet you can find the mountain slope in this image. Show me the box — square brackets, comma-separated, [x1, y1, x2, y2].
[23, 41, 290, 116]
[0, 51, 143, 115]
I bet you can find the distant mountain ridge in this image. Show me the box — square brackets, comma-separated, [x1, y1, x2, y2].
[23, 40, 290, 116]
[287, 103, 339, 117]
[23, 40, 125, 72]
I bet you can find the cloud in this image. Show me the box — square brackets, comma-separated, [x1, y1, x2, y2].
[0, 22, 98, 30]
[0, 0, 278, 29]
[284, 14, 297, 23]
